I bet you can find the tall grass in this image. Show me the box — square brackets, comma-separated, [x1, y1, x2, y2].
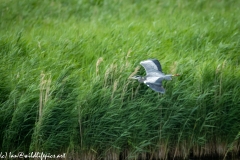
[0, 0, 240, 159]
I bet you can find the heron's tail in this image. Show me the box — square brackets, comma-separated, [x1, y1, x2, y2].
[164, 75, 172, 80]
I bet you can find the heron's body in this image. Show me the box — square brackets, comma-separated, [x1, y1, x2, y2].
[131, 59, 179, 93]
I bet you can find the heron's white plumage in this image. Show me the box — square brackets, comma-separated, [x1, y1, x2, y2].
[131, 59, 175, 93]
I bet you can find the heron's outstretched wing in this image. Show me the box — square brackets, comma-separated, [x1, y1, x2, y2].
[145, 83, 165, 93]
[140, 59, 162, 73]
[140, 59, 163, 77]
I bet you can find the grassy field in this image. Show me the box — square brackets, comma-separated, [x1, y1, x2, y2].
[0, 0, 240, 159]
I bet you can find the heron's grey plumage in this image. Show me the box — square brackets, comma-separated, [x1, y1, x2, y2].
[140, 59, 162, 74]
[131, 59, 176, 93]
[145, 83, 165, 93]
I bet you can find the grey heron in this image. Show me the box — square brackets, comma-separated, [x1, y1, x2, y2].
[131, 59, 180, 93]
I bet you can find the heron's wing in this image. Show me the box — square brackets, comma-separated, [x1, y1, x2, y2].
[144, 76, 164, 84]
[145, 83, 165, 93]
[140, 59, 162, 74]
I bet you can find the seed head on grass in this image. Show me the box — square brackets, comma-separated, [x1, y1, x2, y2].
[96, 57, 103, 76]
[128, 66, 140, 79]
[111, 79, 118, 100]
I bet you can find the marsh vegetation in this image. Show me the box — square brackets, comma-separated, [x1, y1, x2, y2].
[0, 0, 240, 159]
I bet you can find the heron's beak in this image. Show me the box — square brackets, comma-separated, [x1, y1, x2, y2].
[129, 76, 137, 79]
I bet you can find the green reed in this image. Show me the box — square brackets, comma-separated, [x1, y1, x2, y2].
[0, 0, 240, 159]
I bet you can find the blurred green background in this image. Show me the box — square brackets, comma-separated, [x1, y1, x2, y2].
[0, 0, 240, 159]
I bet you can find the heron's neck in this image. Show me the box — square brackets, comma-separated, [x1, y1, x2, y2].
[138, 76, 146, 83]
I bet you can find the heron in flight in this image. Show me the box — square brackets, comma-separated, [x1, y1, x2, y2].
[131, 59, 180, 93]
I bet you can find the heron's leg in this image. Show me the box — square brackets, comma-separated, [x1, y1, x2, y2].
[164, 75, 172, 81]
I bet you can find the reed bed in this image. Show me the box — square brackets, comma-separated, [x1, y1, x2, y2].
[0, 0, 240, 159]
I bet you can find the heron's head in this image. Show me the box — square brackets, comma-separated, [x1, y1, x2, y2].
[130, 75, 144, 82]
[130, 75, 141, 80]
